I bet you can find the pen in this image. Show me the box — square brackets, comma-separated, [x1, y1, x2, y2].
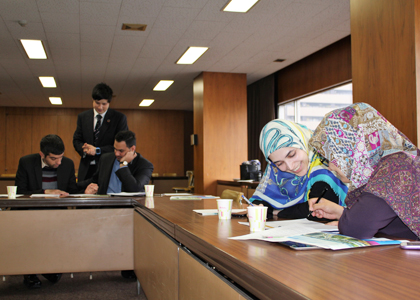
[241, 195, 254, 206]
[307, 186, 328, 217]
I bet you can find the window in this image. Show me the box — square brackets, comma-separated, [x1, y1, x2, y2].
[278, 83, 353, 130]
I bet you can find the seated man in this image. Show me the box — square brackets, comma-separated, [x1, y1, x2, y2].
[83, 130, 154, 195]
[15, 134, 78, 289]
[82, 130, 153, 280]
[15, 134, 78, 196]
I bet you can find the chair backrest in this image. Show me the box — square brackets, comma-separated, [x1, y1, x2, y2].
[186, 171, 194, 188]
[220, 189, 244, 209]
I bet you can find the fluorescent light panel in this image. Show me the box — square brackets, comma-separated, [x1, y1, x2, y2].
[223, 0, 259, 13]
[176, 47, 208, 64]
[39, 76, 56, 88]
[153, 80, 174, 91]
[20, 39, 47, 59]
[139, 99, 154, 107]
[49, 97, 62, 105]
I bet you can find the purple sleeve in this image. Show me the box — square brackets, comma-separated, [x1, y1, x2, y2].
[338, 192, 399, 239]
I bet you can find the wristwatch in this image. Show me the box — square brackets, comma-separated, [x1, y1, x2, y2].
[96, 147, 101, 155]
[121, 161, 128, 166]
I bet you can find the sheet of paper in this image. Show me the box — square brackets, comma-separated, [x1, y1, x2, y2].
[193, 209, 247, 216]
[69, 194, 110, 197]
[30, 194, 60, 198]
[170, 195, 219, 200]
[0, 194, 24, 198]
[107, 192, 145, 196]
[229, 225, 322, 241]
[238, 219, 338, 231]
[163, 193, 192, 196]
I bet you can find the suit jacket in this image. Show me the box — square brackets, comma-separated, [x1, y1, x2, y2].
[73, 108, 128, 181]
[15, 153, 79, 195]
[79, 152, 154, 195]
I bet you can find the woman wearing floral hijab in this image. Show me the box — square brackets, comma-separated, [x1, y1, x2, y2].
[309, 103, 419, 239]
[250, 119, 348, 219]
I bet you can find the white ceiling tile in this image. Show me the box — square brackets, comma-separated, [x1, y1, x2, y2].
[36, 0, 79, 13]
[80, 1, 122, 26]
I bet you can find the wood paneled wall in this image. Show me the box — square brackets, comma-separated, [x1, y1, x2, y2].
[0, 107, 193, 176]
[351, 0, 419, 145]
[194, 72, 248, 195]
[277, 36, 352, 104]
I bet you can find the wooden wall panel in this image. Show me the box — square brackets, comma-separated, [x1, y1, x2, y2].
[194, 72, 248, 195]
[277, 36, 352, 103]
[0, 108, 5, 176]
[6, 114, 32, 174]
[193, 74, 204, 193]
[126, 110, 185, 176]
[0, 107, 192, 176]
[351, 0, 418, 145]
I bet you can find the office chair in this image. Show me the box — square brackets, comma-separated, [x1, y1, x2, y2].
[172, 171, 194, 193]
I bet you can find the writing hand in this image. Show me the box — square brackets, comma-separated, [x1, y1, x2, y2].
[308, 197, 344, 220]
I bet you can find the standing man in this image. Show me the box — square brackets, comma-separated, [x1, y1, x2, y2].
[15, 134, 78, 288]
[73, 82, 128, 182]
[83, 130, 154, 195]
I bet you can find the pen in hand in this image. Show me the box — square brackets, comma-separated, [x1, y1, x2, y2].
[241, 195, 254, 206]
[307, 186, 328, 217]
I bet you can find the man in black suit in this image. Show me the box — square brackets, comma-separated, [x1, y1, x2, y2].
[82, 130, 153, 280]
[73, 82, 128, 182]
[15, 134, 78, 196]
[15, 134, 77, 289]
[83, 130, 153, 195]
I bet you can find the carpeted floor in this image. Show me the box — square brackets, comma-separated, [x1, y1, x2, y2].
[0, 271, 147, 300]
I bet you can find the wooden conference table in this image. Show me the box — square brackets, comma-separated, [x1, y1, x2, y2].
[1, 195, 420, 299]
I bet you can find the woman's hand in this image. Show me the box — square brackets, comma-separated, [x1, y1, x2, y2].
[308, 198, 344, 220]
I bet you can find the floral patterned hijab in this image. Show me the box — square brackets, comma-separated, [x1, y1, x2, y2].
[310, 103, 420, 238]
[309, 103, 417, 191]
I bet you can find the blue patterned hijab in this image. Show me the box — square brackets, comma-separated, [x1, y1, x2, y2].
[250, 120, 348, 209]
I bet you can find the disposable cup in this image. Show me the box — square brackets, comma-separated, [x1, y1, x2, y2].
[144, 185, 154, 197]
[247, 206, 268, 232]
[216, 199, 233, 220]
[7, 186, 17, 199]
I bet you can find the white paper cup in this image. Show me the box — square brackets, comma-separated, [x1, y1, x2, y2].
[247, 206, 268, 232]
[144, 185, 154, 197]
[216, 199, 233, 219]
[7, 186, 17, 199]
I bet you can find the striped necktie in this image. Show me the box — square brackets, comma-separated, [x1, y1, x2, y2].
[94, 115, 102, 145]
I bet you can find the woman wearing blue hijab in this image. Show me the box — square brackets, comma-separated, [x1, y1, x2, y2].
[250, 119, 348, 219]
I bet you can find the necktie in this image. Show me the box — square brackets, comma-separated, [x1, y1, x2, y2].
[94, 115, 102, 145]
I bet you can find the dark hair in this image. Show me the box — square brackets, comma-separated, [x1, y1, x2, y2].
[115, 130, 136, 148]
[40, 134, 65, 156]
[92, 82, 113, 103]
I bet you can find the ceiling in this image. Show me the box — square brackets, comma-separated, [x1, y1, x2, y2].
[0, 0, 350, 111]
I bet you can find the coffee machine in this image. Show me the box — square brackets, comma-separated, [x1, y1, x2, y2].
[240, 160, 262, 181]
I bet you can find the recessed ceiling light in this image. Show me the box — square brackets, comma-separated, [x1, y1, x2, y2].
[20, 39, 47, 59]
[121, 23, 147, 31]
[49, 97, 62, 105]
[176, 47, 208, 64]
[139, 99, 154, 107]
[39, 76, 57, 88]
[223, 0, 259, 13]
[153, 80, 174, 91]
